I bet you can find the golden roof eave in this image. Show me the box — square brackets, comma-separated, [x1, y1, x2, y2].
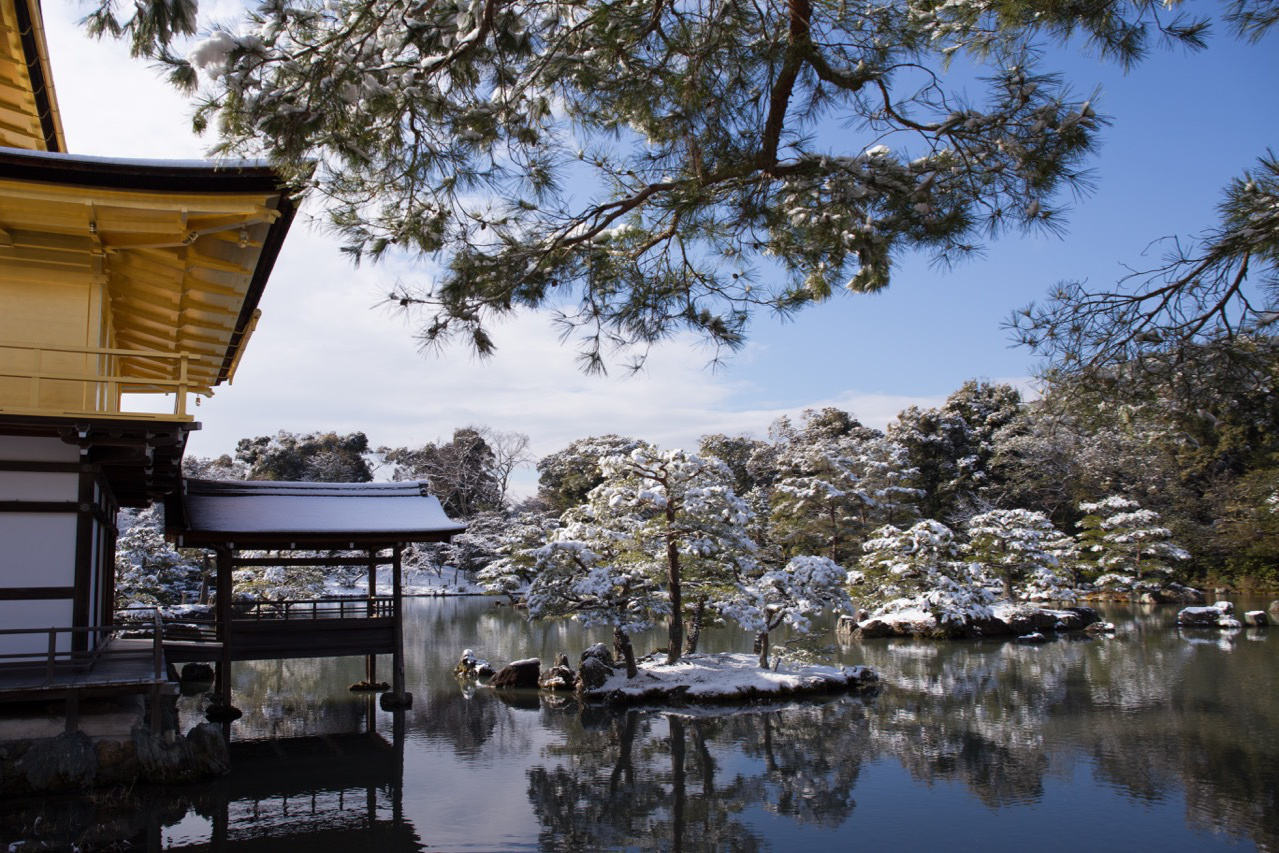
[1, 0, 66, 152]
[0, 148, 297, 386]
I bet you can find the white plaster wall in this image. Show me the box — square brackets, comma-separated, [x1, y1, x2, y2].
[0, 436, 79, 463]
[0, 470, 78, 500]
[0, 600, 73, 656]
[0, 514, 76, 587]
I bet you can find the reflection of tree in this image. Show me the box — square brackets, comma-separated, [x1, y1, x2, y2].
[527, 699, 878, 849]
[847, 611, 1279, 849]
[733, 704, 867, 827]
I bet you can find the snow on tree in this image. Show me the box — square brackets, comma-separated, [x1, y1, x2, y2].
[858, 520, 994, 635]
[718, 555, 854, 668]
[181, 453, 247, 480]
[114, 506, 203, 608]
[236, 431, 374, 482]
[1076, 496, 1190, 587]
[592, 446, 758, 664]
[85, 0, 1218, 371]
[525, 506, 664, 677]
[536, 434, 645, 512]
[477, 510, 563, 602]
[849, 433, 924, 532]
[965, 509, 1075, 602]
[888, 381, 1023, 523]
[767, 409, 878, 565]
[382, 427, 504, 517]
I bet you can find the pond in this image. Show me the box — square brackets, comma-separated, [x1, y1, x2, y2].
[3, 596, 1277, 851]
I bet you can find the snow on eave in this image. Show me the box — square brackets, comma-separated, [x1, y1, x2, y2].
[175, 478, 468, 543]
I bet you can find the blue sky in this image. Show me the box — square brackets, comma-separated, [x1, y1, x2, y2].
[40, 5, 1278, 496]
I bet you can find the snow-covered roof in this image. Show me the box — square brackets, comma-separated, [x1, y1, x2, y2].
[171, 479, 467, 547]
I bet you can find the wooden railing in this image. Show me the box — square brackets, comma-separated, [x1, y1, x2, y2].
[237, 597, 396, 621]
[0, 341, 209, 420]
[0, 611, 165, 688]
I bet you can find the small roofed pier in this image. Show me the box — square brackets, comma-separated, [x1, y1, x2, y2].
[165, 479, 466, 712]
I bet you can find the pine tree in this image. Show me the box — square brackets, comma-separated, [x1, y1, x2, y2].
[84, 0, 1221, 370]
[858, 520, 994, 635]
[1076, 496, 1189, 587]
[965, 508, 1073, 602]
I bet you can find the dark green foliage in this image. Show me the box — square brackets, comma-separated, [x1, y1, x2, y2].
[382, 428, 504, 518]
[234, 431, 374, 482]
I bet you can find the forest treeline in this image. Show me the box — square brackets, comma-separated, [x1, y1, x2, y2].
[155, 358, 1276, 593]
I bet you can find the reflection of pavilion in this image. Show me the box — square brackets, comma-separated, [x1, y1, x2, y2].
[167, 723, 422, 851]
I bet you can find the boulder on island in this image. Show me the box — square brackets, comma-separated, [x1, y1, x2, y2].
[578, 655, 614, 691]
[1243, 611, 1270, 628]
[1177, 602, 1241, 629]
[490, 658, 541, 689]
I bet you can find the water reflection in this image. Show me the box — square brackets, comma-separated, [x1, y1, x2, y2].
[1, 598, 1275, 851]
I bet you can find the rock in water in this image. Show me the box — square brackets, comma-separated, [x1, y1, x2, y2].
[580, 643, 614, 668]
[1242, 611, 1269, 628]
[454, 648, 494, 679]
[539, 664, 577, 691]
[490, 658, 541, 689]
[578, 655, 614, 690]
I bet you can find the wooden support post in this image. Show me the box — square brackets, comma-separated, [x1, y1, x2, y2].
[64, 691, 79, 734]
[381, 544, 412, 710]
[210, 546, 241, 720]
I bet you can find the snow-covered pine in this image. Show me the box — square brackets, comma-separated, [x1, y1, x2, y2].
[858, 519, 994, 634]
[114, 506, 204, 608]
[1075, 496, 1189, 585]
[965, 508, 1075, 602]
[718, 554, 854, 668]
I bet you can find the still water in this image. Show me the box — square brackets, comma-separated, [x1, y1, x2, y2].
[7, 597, 1279, 851]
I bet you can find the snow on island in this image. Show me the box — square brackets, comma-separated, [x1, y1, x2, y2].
[469, 647, 879, 706]
[584, 653, 879, 705]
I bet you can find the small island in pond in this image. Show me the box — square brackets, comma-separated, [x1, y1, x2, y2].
[457, 645, 880, 705]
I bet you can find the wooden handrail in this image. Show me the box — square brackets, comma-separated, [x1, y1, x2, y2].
[0, 340, 210, 420]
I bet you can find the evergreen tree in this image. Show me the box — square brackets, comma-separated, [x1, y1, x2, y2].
[718, 555, 853, 668]
[536, 435, 645, 512]
[889, 381, 1022, 523]
[235, 430, 374, 482]
[1075, 496, 1189, 587]
[85, 0, 1219, 370]
[858, 520, 994, 635]
[584, 446, 757, 664]
[115, 506, 203, 608]
[965, 508, 1074, 602]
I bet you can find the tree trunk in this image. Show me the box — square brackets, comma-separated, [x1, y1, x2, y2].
[1003, 573, 1014, 601]
[665, 503, 684, 664]
[683, 598, 705, 655]
[757, 631, 770, 669]
[614, 626, 638, 678]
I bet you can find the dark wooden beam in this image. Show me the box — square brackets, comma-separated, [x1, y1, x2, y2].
[0, 586, 74, 600]
[231, 554, 393, 568]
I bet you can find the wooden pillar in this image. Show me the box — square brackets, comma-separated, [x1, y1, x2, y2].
[366, 547, 377, 682]
[71, 463, 95, 653]
[213, 546, 238, 715]
[392, 544, 406, 699]
[380, 544, 411, 710]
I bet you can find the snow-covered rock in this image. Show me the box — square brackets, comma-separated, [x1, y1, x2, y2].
[840, 602, 1104, 640]
[489, 658, 541, 689]
[1177, 602, 1241, 629]
[1242, 611, 1269, 628]
[454, 648, 494, 679]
